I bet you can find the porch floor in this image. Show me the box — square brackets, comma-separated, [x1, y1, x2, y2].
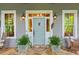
[0, 47, 75, 55]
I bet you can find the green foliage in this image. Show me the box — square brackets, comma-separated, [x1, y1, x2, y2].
[49, 36, 61, 46]
[17, 35, 31, 45]
[64, 14, 74, 35]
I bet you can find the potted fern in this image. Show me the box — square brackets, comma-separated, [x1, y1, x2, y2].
[49, 36, 61, 52]
[17, 35, 32, 54]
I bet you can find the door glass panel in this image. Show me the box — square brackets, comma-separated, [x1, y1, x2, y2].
[5, 13, 14, 37]
[28, 18, 32, 32]
[46, 18, 50, 32]
[64, 13, 74, 36]
[28, 13, 50, 17]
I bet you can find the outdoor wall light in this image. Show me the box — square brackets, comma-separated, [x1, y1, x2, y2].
[51, 13, 57, 29]
[21, 13, 25, 20]
[53, 13, 57, 21]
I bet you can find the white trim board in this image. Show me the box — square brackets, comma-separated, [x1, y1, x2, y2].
[62, 10, 77, 39]
[1, 10, 16, 39]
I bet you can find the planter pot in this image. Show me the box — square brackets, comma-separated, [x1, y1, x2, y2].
[17, 45, 28, 54]
[51, 45, 61, 52]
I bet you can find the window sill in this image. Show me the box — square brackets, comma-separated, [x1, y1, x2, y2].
[6, 36, 16, 39]
[64, 36, 77, 39]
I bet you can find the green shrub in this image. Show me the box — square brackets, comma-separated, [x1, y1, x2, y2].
[49, 36, 61, 46]
[17, 35, 31, 45]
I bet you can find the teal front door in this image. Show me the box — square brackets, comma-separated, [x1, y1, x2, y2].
[33, 17, 45, 45]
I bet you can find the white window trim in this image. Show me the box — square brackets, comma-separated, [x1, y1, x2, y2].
[62, 10, 77, 39]
[1, 10, 16, 39]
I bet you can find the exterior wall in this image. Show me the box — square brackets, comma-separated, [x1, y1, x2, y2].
[0, 3, 79, 47]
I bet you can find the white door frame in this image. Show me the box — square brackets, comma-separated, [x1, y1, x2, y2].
[25, 10, 53, 46]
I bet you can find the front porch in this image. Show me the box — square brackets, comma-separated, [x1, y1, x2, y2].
[0, 46, 75, 55]
[0, 3, 79, 55]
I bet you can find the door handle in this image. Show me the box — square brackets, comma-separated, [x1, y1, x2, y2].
[33, 29, 35, 37]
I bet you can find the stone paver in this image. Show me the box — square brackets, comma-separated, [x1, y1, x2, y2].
[0, 47, 76, 55]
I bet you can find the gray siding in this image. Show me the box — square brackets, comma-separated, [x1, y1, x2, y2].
[0, 3, 79, 47]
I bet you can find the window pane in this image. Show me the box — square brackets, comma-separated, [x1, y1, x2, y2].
[64, 13, 74, 36]
[46, 18, 50, 32]
[28, 13, 50, 17]
[28, 18, 32, 32]
[5, 13, 14, 37]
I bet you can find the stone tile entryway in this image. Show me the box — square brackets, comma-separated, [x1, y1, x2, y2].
[27, 45, 52, 55]
[26, 46, 75, 55]
[0, 45, 75, 55]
